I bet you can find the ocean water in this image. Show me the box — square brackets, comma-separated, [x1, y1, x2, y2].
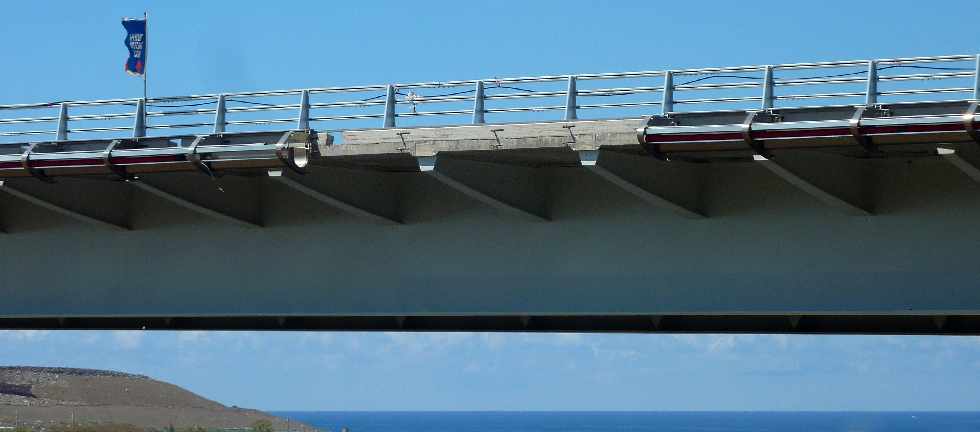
[272, 411, 980, 432]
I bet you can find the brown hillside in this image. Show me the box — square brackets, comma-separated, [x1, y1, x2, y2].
[0, 367, 312, 430]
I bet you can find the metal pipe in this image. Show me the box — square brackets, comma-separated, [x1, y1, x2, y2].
[673, 96, 765, 105]
[0, 116, 59, 125]
[577, 101, 662, 110]
[147, 122, 217, 130]
[776, 91, 869, 101]
[225, 118, 298, 126]
[877, 87, 974, 96]
[67, 126, 135, 134]
[484, 105, 565, 114]
[397, 109, 473, 118]
[0, 130, 57, 137]
[69, 113, 136, 121]
[309, 113, 386, 122]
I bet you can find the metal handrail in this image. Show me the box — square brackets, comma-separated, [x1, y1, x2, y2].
[0, 53, 977, 143]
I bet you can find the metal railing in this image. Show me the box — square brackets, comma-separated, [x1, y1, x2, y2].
[0, 54, 978, 144]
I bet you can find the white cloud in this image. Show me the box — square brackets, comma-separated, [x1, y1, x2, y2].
[553, 333, 586, 346]
[112, 331, 144, 350]
[177, 331, 210, 344]
[383, 332, 473, 353]
[299, 332, 335, 346]
[0, 330, 50, 341]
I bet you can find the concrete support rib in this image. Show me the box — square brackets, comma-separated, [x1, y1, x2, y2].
[577, 150, 703, 218]
[753, 151, 873, 216]
[938, 147, 980, 183]
[268, 169, 400, 225]
[0, 181, 129, 231]
[418, 155, 548, 221]
[128, 180, 260, 228]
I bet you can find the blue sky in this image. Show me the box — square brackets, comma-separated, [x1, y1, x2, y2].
[2, 0, 980, 411]
[3, 331, 980, 411]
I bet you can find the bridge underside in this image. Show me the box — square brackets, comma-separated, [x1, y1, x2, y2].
[3, 106, 980, 334]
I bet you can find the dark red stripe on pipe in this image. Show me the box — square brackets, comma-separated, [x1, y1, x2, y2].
[30, 158, 103, 167]
[754, 127, 852, 139]
[862, 122, 964, 135]
[644, 121, 971, 144]
[644, 132, 743, 143]
[111, 155, 185, 164]
[26, 155, 186, 169]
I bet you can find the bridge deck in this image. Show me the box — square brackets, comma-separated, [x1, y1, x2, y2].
[1, 54, 980, 333]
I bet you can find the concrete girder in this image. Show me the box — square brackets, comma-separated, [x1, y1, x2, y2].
[128, 173, 262, 227]
[267, 166, 401, 225]
[0, 178, 131, 231]
[753, 150, 874, 216]
[1, 154, 980, 333]
[417, 154, 549, 221]
[128, 179, 259, 228]
[577, 150, 704, 218]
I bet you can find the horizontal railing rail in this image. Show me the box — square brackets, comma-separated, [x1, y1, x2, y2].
[0, 53, 977, 143]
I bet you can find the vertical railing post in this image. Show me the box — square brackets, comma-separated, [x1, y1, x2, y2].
[564, 75, 577, 121]
[383, 84, 397, 128]
[973, 54, 979, 101]
[133, 98, 146, 138]
[297, 90, 310, 130]
[866, 60, 878, 106]
[55, 103, 69, 141]
[213, 94, 226, 134]
[661, 71, 674, 115]
[762, 66, 774, 110]
[472, 81, 485, 125]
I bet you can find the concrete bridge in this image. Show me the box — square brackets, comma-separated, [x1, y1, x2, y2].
[1, 54, 979, 334]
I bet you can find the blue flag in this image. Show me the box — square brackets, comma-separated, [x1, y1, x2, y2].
[122, 18, 147, 76]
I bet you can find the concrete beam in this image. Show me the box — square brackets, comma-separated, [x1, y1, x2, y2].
[267, 168, 401, 225]
[578, 150, 704, 218]
[128, 173, 262, 227]
[419, 155, 548, 221]
[753, 151, 873, 216]
[938, 147, 980, 183]
[128, 179, 259, 228]
[0, 180, 130, 231]
[331, 119, 647, 159]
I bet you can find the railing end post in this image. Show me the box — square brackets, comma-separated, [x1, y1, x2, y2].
[213, 94, 226, 134]
[662, 71, 674, 115]
[762, 65, 775, 110]
[472, 81, 485, 125]
[564, 75, 577, 121]
[133, 98, 146, 138]
[297, 90, 311, 131]
[56, 102, 69, 141]
[973, 54, 979, 101]
[866, 60, 879, 106]
[383, 85, 397, 128]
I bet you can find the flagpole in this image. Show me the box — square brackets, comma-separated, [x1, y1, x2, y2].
[143, 11, 148, 102]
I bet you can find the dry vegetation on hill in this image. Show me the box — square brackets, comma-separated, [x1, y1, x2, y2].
[0, 367, 311, 431]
